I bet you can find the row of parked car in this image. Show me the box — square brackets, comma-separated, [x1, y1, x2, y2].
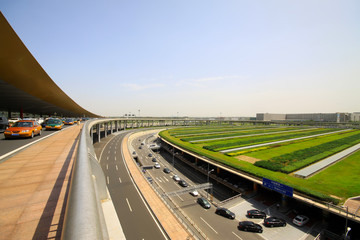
[3, 118, 83, 139]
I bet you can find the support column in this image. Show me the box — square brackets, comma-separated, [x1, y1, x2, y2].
[253, 182, 258, 193]
[115, 121, 118, 132]
[105, 123, 107, 138]
[97, 124, 100, 143]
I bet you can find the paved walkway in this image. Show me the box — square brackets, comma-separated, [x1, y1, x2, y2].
[0, 125, 82, 240]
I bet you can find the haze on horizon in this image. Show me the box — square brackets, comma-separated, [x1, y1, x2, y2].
[1, 1, 359, 118]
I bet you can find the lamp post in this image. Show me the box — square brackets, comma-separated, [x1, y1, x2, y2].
[172, 147, 178, 172]
[345, 227, 351, 239]
[207, 169, 214, 199]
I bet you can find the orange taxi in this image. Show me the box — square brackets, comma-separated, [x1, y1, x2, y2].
[64, 118, 75, 125]
[4, 120, 42, 139]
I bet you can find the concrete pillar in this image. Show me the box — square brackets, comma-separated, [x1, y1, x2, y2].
[97, 124, 100, 143]
[105, 123, 107, 138]
[281, 194, 288, 208]
[253, 182, 258, 193]
[115, 121, 118, 132]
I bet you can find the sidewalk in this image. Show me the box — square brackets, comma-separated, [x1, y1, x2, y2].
[0, 125, 82, 240]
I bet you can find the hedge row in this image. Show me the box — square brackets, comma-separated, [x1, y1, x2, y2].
[203, 128, 336, 152]
[254, 132, 360, 173]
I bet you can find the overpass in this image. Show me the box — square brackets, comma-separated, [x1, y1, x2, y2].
[1, 11, 360, 240]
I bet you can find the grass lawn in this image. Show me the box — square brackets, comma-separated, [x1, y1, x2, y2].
[160, 126, 360, 204]
[306, 150, 360, 199]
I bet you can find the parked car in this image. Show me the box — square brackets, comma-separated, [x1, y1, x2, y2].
[45, 118, 64, 130]
[197, 197, 211, 209]
[163, 168, 171, 173]
[139, 146, 142, 149]
[4, 120, 42, 139]
[178, 180, 188, 187]
[64, 118, 75, 125]
[152, 158, 157, 162]
[215, 207, 235, 219]
[190, 190, 199, 196]
[247, 209, 266, 219]
[238, 221, 263, 233]
[264, 217, 286, 227]
[293, 215, 309, 226]
[148, 153, 152, 157]
[154, 163, 161, 169]
[173, 175, 180, 181]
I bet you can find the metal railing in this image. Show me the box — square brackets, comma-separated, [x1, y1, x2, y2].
[61, 119, 112, 240]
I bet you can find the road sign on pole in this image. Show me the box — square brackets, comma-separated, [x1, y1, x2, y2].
[263, 178, 293, 198]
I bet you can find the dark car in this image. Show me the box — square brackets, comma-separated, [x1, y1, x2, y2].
[264, 217, 286, 227]
[148, 153, 152, 157]
[163, 168, 171, 174]
[238, 221, 263, 233]
[247, 209, 266, 219]
[215, 207, 235, 219]
[197, 197, 211, 209]
[152, 158, 157, 162]
[178, 180, 188, 187]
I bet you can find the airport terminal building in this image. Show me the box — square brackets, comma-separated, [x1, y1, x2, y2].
[256, 112, 359, 123]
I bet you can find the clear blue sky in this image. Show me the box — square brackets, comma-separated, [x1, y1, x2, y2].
[2, 1, 359, 117]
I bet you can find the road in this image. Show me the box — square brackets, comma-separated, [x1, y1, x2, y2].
[133, 133, 265, 240]
[0, 124, 73, 159]
[98, 131, 168, 240]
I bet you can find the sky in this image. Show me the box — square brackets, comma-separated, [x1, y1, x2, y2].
[1, 1, 360, 117]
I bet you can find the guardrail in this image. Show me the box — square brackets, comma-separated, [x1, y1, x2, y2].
[61, 119, 110, 240]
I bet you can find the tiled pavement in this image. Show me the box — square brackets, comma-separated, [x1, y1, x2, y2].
[0, 124, 82, 240]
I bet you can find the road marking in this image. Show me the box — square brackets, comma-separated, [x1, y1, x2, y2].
[116, 165, 118, 171]
[176, 193, 184, 201]
[157, 178, 162, 183]
[164, 177, 169, 182]
[107, 176, 109, 185]
[126, 198, 132, 212]
[106, 164, 108, 170]
[118, 177, 122, 183]
[107, 156, 109, 161]
[114, 156, 117, 161]
[232, 232, 243, 240]
[114, 151, 117, 154]
[108, 151, 110, 154]
[200, 217, 218, 234]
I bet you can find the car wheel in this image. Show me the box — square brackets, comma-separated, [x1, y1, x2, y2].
[31, 132, 34, 138]
[244, 228, 247, 232]
[259, 229, 263, 233]
[271, 224, 273, 228]
[39, 130, 41, 136]
[283, 223, 286, 227]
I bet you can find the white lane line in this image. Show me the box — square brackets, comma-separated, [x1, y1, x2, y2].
[118, 177, 122, 183]
[157, 178, 162, 183]
[107, 156, 109, 161]
[232, 231, 243, 240]
[176, 193, 184, 201]
[114, 156, 117, 161]
[200, 217, 218, 234]
[108, 151, 110, 154]
[114, 151, 117, 154]
[126, 198, 133, 212]
[116, 165, 118, 171]
[164, 177, 169, 182]
[107, 176, 109, 185]
[106, 164, 108, 170]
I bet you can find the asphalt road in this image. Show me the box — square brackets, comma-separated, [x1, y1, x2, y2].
[98, 131, 168, 240]
[134, 133, 265, 240]
[0, 125, 73, 158]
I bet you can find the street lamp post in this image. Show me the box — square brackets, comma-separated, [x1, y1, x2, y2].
[345, 227, 351, 239]
[207, 168, 214, 199]
[172, 147, 178, 172]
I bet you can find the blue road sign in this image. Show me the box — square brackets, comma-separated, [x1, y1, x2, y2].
[262, 178, 293, 197]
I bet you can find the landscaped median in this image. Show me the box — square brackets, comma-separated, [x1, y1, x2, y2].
[159, 125, 360, 205]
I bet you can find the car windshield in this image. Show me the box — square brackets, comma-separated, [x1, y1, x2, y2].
[13, 122, 32, 127]
[47, 119, 60, 124]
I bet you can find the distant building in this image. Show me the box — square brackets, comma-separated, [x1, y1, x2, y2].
[256, 112, 355, 123]
[351, 112, 360, 122]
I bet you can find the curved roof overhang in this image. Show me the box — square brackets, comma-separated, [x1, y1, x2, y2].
[0, 12, 101, 118]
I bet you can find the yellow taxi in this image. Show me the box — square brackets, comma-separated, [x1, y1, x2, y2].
[45, 118, 64, 130]
[4, 120, 42, 139]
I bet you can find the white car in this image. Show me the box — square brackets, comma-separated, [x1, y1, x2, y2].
[293, 215, 309, 226]
[190, 190, 199, 196]
[154, 163, 161, 169]
[172, 175, 180, 181]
